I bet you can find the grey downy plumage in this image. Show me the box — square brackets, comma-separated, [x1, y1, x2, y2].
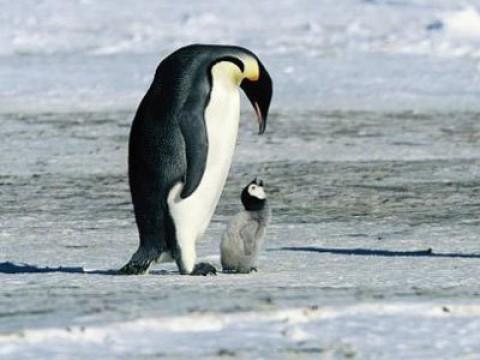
[221, 178, 271, 273]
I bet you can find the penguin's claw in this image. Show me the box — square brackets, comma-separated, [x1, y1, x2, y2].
[191, 262, 217, 276]
[221, 267, 257, 274]
[119, 261, 151, 275]
[120, 246, 159, 275]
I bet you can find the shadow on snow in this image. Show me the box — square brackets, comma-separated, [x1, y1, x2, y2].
[2, 246, 480, 275]
[0, 262, 170, 275]
[276, 246, 480, 259]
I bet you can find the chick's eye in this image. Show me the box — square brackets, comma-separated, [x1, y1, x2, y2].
[251, 185, 256, 190]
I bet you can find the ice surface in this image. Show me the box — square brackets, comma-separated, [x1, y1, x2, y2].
[1, 110, 480, 358]
[1, 0, 480, 359]
[2, 304, 480, 359]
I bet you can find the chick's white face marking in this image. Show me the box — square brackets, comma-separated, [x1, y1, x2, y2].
[248, 184, 266, 200]
[167, 56, 259, 274]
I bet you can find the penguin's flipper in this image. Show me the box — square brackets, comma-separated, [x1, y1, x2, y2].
[178, 110, 208, 199]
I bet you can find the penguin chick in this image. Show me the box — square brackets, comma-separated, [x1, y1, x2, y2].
[221, 178, 271, 273]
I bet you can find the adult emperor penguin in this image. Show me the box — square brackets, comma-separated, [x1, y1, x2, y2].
[120, 44, 273, 275]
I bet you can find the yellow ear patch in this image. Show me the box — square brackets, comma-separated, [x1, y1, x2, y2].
[210, 56, 259, 86]
[242, 56, 260, 81]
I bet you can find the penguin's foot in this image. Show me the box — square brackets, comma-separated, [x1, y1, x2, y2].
[222, 268, 236, 274]
[222, 267, 257, 274]
[191, 262, 217, 276]
[119, 260, 152, 275]
[119, 246, 159, 275]
[237, 267, 258, 274]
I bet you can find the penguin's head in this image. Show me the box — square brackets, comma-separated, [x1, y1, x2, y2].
[156, 45, 272, 134]
[241, 178, 266, 211]
[238, 56, 272, 135]
[207, 47, 272, 135]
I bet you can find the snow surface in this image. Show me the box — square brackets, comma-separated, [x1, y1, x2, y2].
[1, 0, 480, 112]
[1, 0, 480, 359]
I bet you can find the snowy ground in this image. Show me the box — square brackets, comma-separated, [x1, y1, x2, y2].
[1, 1, 480, 359]
[1, 0, 480, 113]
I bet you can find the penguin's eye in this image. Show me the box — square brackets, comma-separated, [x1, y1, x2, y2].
[251, 185, 256, 190]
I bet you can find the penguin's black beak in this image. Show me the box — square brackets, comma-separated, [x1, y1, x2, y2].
[241, 61, 273, 135]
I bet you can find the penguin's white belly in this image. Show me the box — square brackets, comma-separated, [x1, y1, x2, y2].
[168, 82, 240, 244]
